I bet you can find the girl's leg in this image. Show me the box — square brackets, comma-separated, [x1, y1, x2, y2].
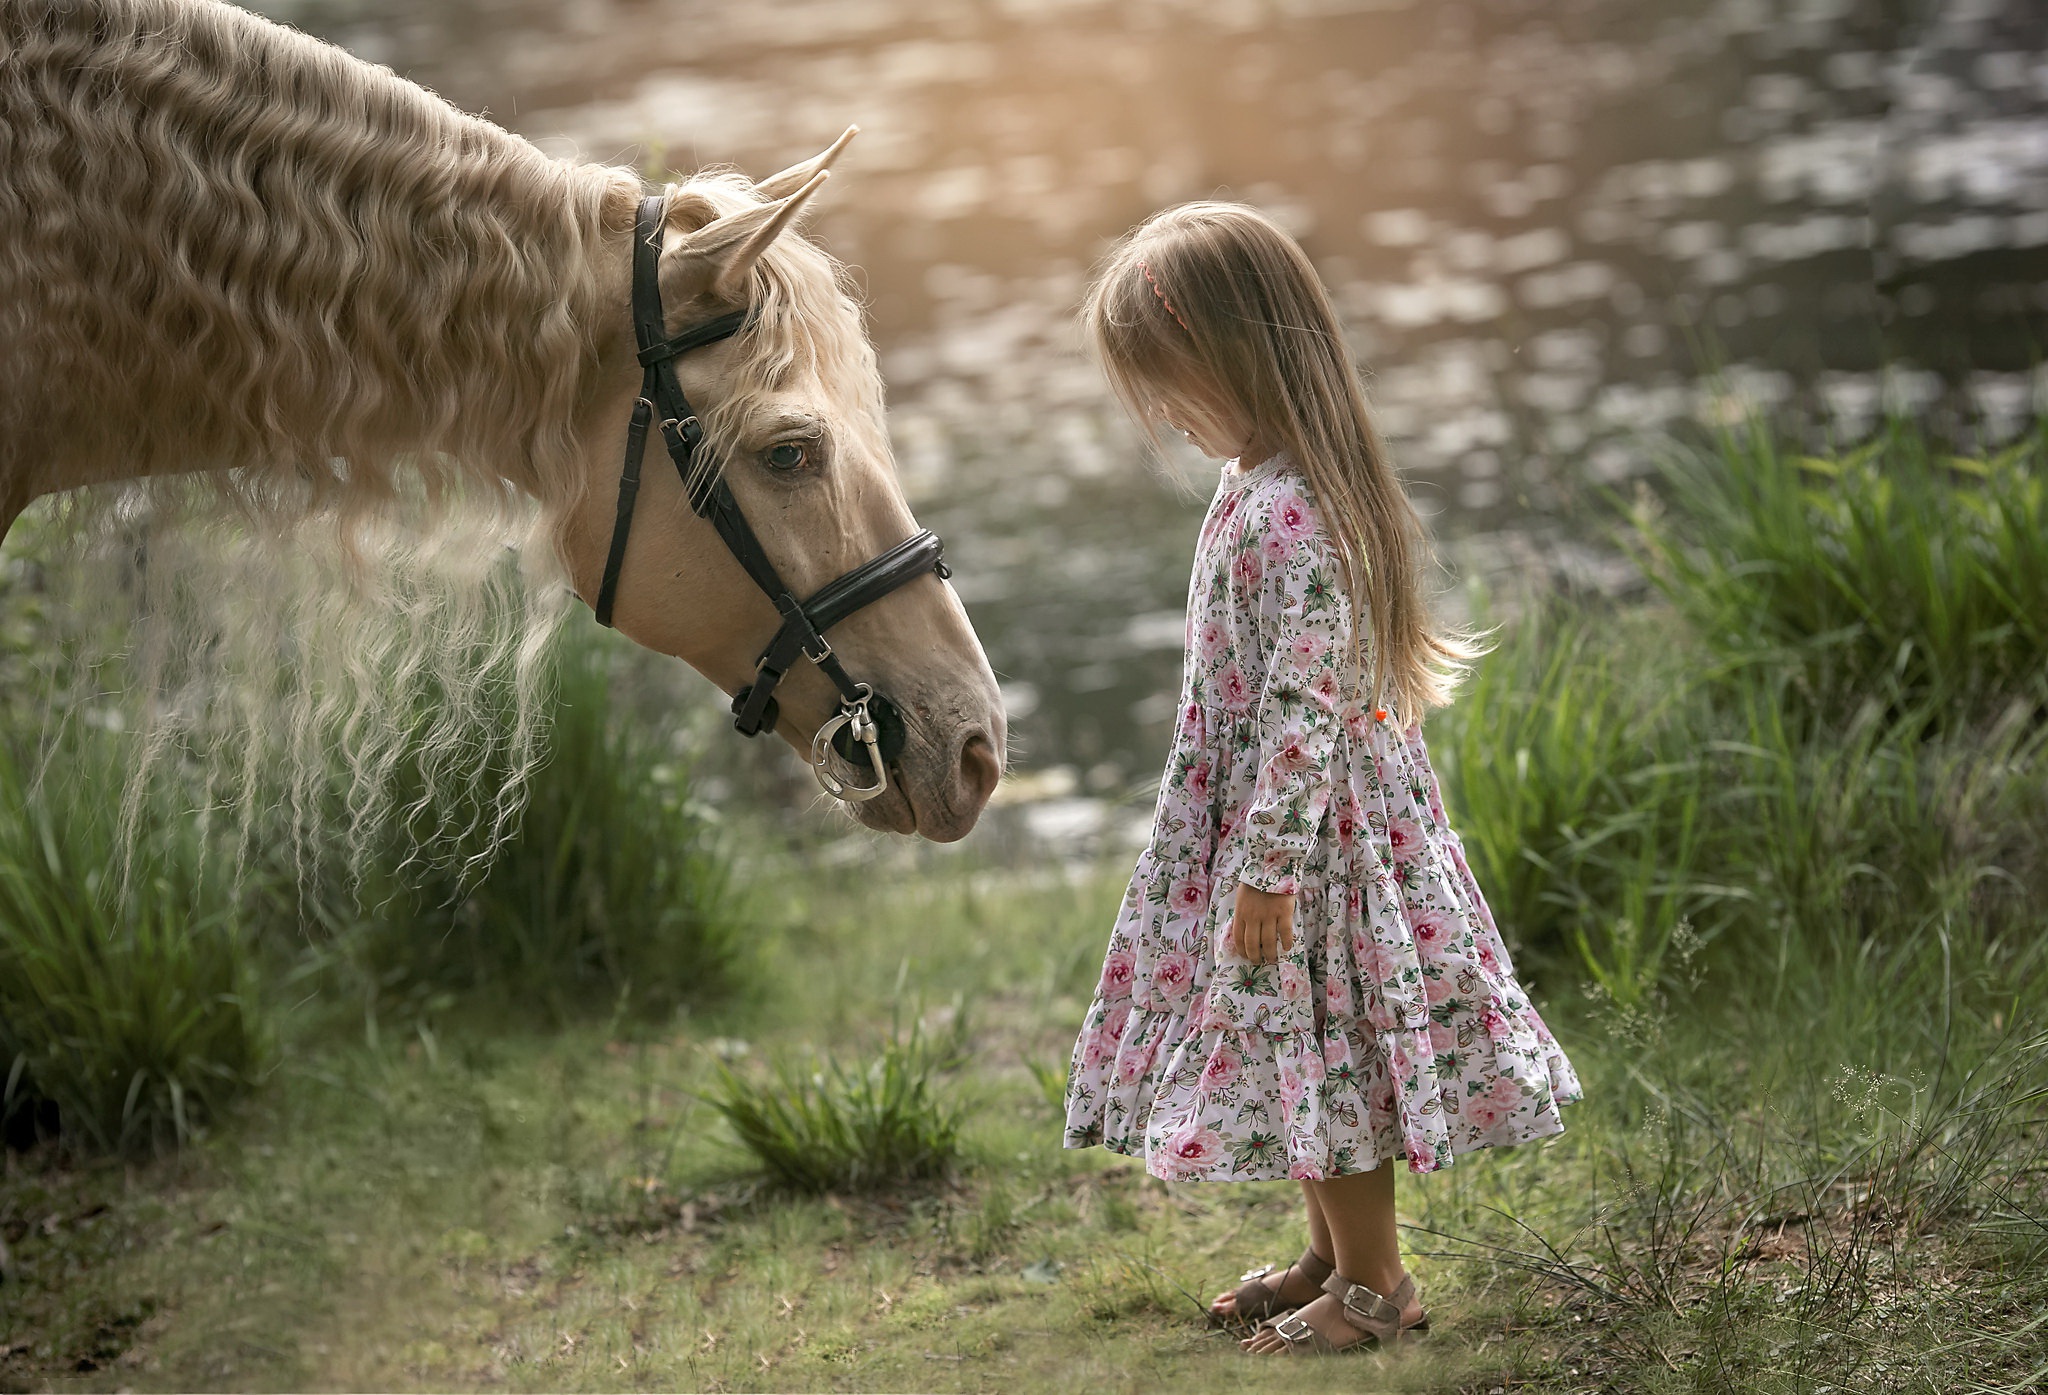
[1242, 1161, 1424, 1353]
[1210, 1181, 1333, 1317]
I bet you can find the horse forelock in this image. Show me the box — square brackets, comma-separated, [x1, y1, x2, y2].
[659, 171, 891, 480]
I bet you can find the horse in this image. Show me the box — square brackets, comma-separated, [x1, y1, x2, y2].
[0, 0, 1006, 843]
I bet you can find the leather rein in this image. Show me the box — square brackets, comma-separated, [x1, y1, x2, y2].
[592, 194, 948, 803]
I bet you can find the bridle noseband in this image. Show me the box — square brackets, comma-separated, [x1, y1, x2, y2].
[593, 194, 949, 803]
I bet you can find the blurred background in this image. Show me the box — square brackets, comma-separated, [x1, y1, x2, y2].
[249, 0, 2046, 842]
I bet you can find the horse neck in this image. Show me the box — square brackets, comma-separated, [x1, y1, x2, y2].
[0, 0, 634, 520]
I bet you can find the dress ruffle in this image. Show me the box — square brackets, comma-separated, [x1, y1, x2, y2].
[1064, 734, 1584, 1180]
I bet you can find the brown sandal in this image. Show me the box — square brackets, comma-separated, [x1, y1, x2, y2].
[1262, 1270, 1430, 1353]
[1213, 1246, 1335, 1325]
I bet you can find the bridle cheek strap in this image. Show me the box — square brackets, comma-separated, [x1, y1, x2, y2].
[591, 193, 949, 803]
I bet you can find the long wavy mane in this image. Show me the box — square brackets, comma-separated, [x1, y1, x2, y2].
[0, 0, 884, 885]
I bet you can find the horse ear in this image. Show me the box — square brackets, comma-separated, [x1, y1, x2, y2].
[753, 126, 858, 201]
[660, 172, 830, 306]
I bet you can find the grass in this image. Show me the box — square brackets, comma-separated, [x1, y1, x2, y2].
[1624, 421, 2048, 725]
[307, 625, 750, 1030]
[0, 730, 269, 1156]
[1, 860, 2042, 1392]
[701, 1017, 967, 1195]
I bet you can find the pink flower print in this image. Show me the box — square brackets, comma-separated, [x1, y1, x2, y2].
[1185, 759, 1212, 800]
[1387, 816, 1424, 868]
[1197, 619, 1226, 659]
[1289, 632, 1325, 666]
[1424, 972, 1455, 1005]
[1410, 909, 1452, 947]
[1480, 1007, 1511, 1042]
[1279, 1064, 1306, 1111]
[1180, 701, 1203, 736]
[1115, 1033, 1155, 1084]
[1153, 950, 1198, 1009]
[1169, 874, 1209, 915]
[1403, 1130, 1432, 1164]
[1345, 886, 1364, 918]
[1272, 489, 1317, 542]
[1278, 962, 1310, 1002]
[1335, 809, 1359, 854]
[1311, 670, 1341, 708]
[1467, 1100, 1503, 1132]
[1100, 949, 1136, 998]
[1370, 1081, 1397, 1121]
[1262, 531, 1289, 566]
[1199, 993, 1233, 1031]
[1300, 1051, 1328, 1084]
[1477, 942, 1500, 975]
[1324, 976, 1354, 1016]
[1161, 1123, 1226, 1176]
[1102, 1004, 1131, 1043]
[1199, 1041, 1243, 1093]
[1273, 728, 1311, 773]
[1489, 1075, 1524, 1108]
[1217, 663, 1251, 713]
[1361, 942, 1405, 986]
[1082, 1028, 1109, 1069]
[1287, 1158, 1326, 1181]
[1231, 548, 1263, 589]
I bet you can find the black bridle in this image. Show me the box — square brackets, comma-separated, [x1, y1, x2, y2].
[592, 194, 949, 802]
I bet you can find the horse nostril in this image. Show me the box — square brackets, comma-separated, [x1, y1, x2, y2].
[958, 732, 1001, 808]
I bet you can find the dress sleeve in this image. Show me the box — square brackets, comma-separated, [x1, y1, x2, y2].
[1236, 494, 1354, 896]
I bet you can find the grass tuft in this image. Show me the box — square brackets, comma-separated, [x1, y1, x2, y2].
[701, 1020, 965, 1195]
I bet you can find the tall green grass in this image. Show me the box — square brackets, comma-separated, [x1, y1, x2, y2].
[0, 731, 269, 1155]
[1625, 423, 2048, 723]
[284, 626, 750, 1029]
[0, 617, 751, 1155]
[1436, 423, 2048, 1008]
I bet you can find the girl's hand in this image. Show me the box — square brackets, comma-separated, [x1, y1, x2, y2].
[1232, 882, 1296, 964]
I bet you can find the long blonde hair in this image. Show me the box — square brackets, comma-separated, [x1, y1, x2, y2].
[1085, 201, 1480, 718]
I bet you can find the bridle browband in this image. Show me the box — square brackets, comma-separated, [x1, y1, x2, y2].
[593, 194, 949, 802]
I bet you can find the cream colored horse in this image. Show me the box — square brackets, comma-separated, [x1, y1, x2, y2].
[0, 0, 1003, 840]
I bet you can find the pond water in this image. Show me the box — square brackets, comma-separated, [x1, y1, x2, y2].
[256, 0, 2047, 809]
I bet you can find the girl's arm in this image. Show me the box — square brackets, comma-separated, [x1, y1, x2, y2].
[1238, 513, 1352, 902]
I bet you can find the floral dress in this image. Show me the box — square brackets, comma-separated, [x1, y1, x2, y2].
[1063, 453, 1582, 1180]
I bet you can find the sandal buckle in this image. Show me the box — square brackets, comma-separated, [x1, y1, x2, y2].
[1271, 1312, 1314, 1346]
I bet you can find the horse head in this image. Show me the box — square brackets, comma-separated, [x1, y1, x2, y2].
[558, 133, 1005, 842]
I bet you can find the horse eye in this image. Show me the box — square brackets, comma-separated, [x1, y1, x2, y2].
[765, 442, 808, 471]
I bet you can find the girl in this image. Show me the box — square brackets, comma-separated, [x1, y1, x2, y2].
[1062, 203, 1583, 1355]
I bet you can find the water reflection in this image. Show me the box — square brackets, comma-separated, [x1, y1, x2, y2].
[257, 0, 2046, 804]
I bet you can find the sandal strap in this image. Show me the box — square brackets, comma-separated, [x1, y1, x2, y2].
[1229, 1247, 1334, 1323]
[1321, 1271, 1413, 1339]
[1269, 1310, 1332, 1352]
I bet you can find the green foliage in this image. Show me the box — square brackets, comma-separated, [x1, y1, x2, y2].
[1626, 422, 2048, 724]
[293, 625, 748, 1027]
[1437, 424, 2048, 1006]
[1430, 605, 1719, 996]
[701, 1020, 965, 1194]
[0, 732, 270, 1155]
